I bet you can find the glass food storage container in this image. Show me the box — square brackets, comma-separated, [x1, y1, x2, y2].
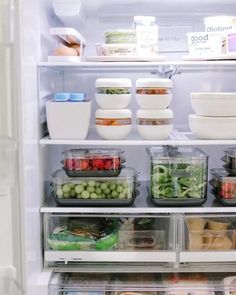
[62, 148, 125, 177]
[136, 109, 173, 140]
[222, 147, 236, 175]
[146, 146, 208, 206]
[51, 167, 139, 206]
[104, 29, 136, 44]
[95, 109, 132, 140]
[45, 216, 118, 251]
[210, 168, 236, 205]
[136, 78, 173, 109]
[95, 78, 132, 109]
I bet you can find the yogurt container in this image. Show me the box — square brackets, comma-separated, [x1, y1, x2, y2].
[95, 78, 132, 109]
[137, 109, 173, 140]
[96, 109, 132, 140]
[136, 78, 172, 109]
[204, 15, 236, 33]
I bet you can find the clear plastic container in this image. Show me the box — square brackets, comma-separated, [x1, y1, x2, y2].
[62, 148, 125, 177]
[105, 29, 136, 44]
[146, 146, 208, 206]
[210, 168, 236, 205]
[51, 168, 138, 206]
[45, 216, 118, 251]
[223, 147, 236, 171]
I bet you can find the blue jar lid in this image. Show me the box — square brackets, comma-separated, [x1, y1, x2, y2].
[70, 92, 86, 102]
[54, 93, 70, 102]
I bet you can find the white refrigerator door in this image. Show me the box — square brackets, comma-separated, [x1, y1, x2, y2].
[0, 0, 22, 294]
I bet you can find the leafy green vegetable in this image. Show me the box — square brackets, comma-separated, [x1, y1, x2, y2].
[150, 162, 207, 199]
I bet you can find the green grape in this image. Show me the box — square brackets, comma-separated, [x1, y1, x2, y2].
[81, 190, 90, 199]
[70, 189, 76, 198]
[88, 180, 96, 187]
[100, 183, 108, 191]
[76, 194, 82, 199]
[109, 183, 117, 191]
[90, 193, 97, 199]
[104, 188, 111, 195]
[81, 181, 88, 187]
[116, 185, 124, 193]
[63, 192, 70, 198]
[87, 186, 95, 193]
[95, 181, 100, 188]
[119, 192, 125, 199]
[56, 188, 63, 198]
[95, 188, 102, 195]
[62, 184, 70, 193]
[75, 184, 84, 194]
[101, 194, 106, 198]
[111, 191, 118, 198]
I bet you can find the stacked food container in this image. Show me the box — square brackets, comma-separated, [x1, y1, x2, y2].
[189, 92, 236, 139]
[95, 78, 132, 140]
[52, 148, 139, 206]
[210, 148, 236, 205]
[136, 78, 173, 140]
[146, 146, 209, 206]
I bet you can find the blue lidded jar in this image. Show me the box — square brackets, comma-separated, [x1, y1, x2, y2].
[70, 92, 86, 102]
[53, 93, 70, 102]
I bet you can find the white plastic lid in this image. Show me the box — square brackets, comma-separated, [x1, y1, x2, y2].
[189, 114, 236, 122]
[96, 109, 132, 118]
[96, 78, 132, 88]
[137, 109, 173, 119]
[136, 78, 172, 88]
[191, 92, 236, 99]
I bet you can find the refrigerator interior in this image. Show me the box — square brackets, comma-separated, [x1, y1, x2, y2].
[18, 0, 236, 294]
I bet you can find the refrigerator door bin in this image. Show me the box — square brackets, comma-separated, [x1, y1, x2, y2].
[44, 214, 176, 264]
[179, 215, 236, 263]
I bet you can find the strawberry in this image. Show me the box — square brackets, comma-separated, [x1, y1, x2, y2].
[104, 160, 112, 170]
[113, 158, 121, 170]
[65, 159, 75, 170]
[79, 159, 90, 170]
[92, 159, 104, 169]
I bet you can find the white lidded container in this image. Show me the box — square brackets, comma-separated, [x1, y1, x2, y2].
[136, 78, 172, 109]
[189, 114, 236, 139]
[204, 15, 236, 33]
[46, 100, 91, 140]
[137, 109, 173, 140]
[96, 109, 132, 140]
[95, 78, 132, 109]
[191, 92, 236, 116]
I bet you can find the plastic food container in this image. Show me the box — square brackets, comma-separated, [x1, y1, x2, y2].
[204, 15, 236, 33]
[62, 148, 125, 177]
[189, 114, 236, 139]
[51, 167, 139, 206]
[137, 109, 173, 140]
[96, 109, 132, 140]
[47, 217, 118, 251]
[223, 148, 236, 171]
[46, 100, 91, 140]
[104, 29, 136, 44]
[95, 78, 132, 109]
[146, 146, 208, 206]
[191, 93, 236, 116]
[211, 168, 236, 205]
[136, 78, 172, 109]
[95, 43, 137, 56]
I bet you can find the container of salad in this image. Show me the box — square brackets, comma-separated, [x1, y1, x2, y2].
[62, 148, 125, 177]
[146, 146, 208, 206]
[52, 167, 139, 206]
[210, 168, 236, 206]
[95, 78, 132, 109]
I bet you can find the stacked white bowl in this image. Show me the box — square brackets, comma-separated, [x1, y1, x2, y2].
[95, 78, 132, 140]
[189, 93, 236, 139]
[135, 78, 173, 140]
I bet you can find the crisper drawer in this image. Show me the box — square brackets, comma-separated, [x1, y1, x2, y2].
[179, 215, 236, 263]
[48, 272, 236, 295]
[44, 214, 176, 264]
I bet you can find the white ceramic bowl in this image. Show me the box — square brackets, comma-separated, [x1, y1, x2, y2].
[95, 93, 132, 109]
[46, 101, 91, 140]
[189, 114, 236, 139]
[136, 93, 172, 109]
[191, 92, 236, 116]
[137, 109, 173, 140]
